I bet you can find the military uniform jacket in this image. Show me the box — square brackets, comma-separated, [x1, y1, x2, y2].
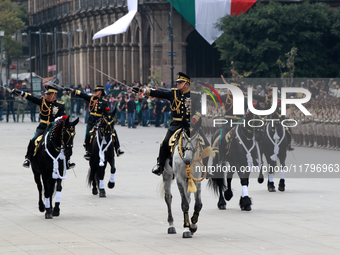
[74, 90, 109, 124]
[23, 92, 65, 129]
[146, 88, 190, 131]
[219, 93, 248, 119]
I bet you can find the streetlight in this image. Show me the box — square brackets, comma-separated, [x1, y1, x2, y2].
[53, 28, 82, 87]
[0, 30, 5, 86]
[54, 28, 67, 84]
[68, 29, 82, 87]
[33, 30, 52, 78]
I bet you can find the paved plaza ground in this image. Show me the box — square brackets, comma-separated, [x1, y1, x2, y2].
[0, 118, 340, 255]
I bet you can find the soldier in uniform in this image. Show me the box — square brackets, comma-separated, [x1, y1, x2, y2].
[69, 85, 124, 160]
[133, 72, 209, 176]
[12, 84, 75, 169]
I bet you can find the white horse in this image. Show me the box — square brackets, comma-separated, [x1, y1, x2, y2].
[162, 126, 213, 238]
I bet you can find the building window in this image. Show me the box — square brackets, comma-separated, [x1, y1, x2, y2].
[81, 0, 86, 11]
[75, 0, 79, 11]
[58, 4, 62, 18]
[109, 0, 114, 7]
[63, 3, 67, 16]
[103, 0, 108, 8]
[88, 0, 93, 10]
[94, 0, 99, 9]
[118, 0, 122, 6]
[53, 6, 56, 18]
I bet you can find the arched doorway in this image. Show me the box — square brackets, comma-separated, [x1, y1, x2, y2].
[186, 30, 223, 78]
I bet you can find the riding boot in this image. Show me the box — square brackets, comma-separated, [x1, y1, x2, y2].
[286, 130, 294, 151]
[66, 157, 76, 169]
[113, 130, 124, 156]
[23, 140, 35, 168]
[152, 157, 164, 176]
[84, 137, 92, 160]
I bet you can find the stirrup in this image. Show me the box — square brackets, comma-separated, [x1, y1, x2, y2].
[67, 160, 76, 169]
[152, 165, 163, 176]
[23, 159, 30, 168]
[84, 152, 91, 160]
[116, 148, 124, 157]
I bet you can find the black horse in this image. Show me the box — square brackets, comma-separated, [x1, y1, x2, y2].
[258, 111, 288, 192]
[31, 116, 79, 219]
[87, 108, 117, 197]
[209, 112, 264, 211]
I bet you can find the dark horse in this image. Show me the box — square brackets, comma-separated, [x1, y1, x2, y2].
[87, 107, 117, 197]
[258, 110, 288, 192]
[31, 116, 79, 219]
[209, 112, 264, 211]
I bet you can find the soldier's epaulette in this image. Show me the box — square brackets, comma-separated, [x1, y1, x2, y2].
[171, 88, 178, 91]
[56, 100, 64, 104]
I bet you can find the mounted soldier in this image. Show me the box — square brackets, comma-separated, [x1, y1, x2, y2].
[12, 84, 75, 169]
[252, 85, 294, 151]
[69, 85, 124, 160]
[133, 72, 209, 176]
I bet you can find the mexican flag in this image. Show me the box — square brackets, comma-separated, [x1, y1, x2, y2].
[167, 0, 257, 45]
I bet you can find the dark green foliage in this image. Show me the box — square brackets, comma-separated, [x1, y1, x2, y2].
[215, 2, 340, 78]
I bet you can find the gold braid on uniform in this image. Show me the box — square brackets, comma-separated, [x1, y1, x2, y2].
[225, 94, 233, 113]
[171, 91, 181, 114]
[39, 97, 51, 117]
[265, 95, 272, 106]
[89, 95, 98, 112]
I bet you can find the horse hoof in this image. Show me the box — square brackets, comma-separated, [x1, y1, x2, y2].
[99, 189, 106, 197]
[108, 181, 115, 189]
[218, 204, 226, 210]
[239, 196, 252, 211]
[92, 187, 98, 195]
[53, 208, 60, 217]
[278, 179, 285, 192]
[224, 189, 233, 201]
[39, 201, 45, 212]
[182, 231, 192, 238]
[258, 176, 264, 184]
[168, 227, 176, 234]
[45, 213, 53, 219]
[267, 181, 276, 192]
[190, 224, 197, 235]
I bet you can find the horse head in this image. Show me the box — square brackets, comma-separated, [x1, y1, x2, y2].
[62, 116, 79, 158]
[98, 107, 116, 139]
[242, 109, 264, 143]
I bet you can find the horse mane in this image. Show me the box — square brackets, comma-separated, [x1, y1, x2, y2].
[48, 117, 66, 141]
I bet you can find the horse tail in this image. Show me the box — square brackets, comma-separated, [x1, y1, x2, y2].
[86, 166, 97, 187]
[207, 177, 227, 196]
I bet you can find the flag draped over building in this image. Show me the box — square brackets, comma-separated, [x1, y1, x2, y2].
[168, 0, 257, 45]
[92, 0, 138, 40]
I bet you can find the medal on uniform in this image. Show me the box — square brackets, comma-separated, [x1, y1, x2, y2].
[53, 106, 59, 115]
[185, 98, 191, 113]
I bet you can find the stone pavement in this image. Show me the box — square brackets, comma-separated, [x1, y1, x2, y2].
[0, 119, 340, 255]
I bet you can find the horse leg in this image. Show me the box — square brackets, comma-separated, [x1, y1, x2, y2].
[53, 179, 62, 217]
[33, 170, 45, 212]
[278, 158, 286, 192]
[163, 166, 176, 234]
[190, 182, 202, 235]
[267, 160, 276, 192]
[217, 180, 226, 210]
[92, 180, 98, 195]
[176, 180, 192, 238]
[108, 156, 116, 189]
[224, 171, 234, 201]
[239, 173, 252, 211]
[43, 177, 53, 219]
[98, 166, 106, 198]
[258, 154, 264, 183]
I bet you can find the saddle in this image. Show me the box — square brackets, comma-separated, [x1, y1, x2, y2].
[33, 126, 52, 157]
[212, 127, 234, 161]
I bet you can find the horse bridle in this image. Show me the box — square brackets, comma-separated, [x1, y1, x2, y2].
[99, 116, 115, 135]
[62, 125, 76, 149]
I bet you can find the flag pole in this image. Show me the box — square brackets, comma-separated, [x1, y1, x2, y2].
[170, 0, 174, 88]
